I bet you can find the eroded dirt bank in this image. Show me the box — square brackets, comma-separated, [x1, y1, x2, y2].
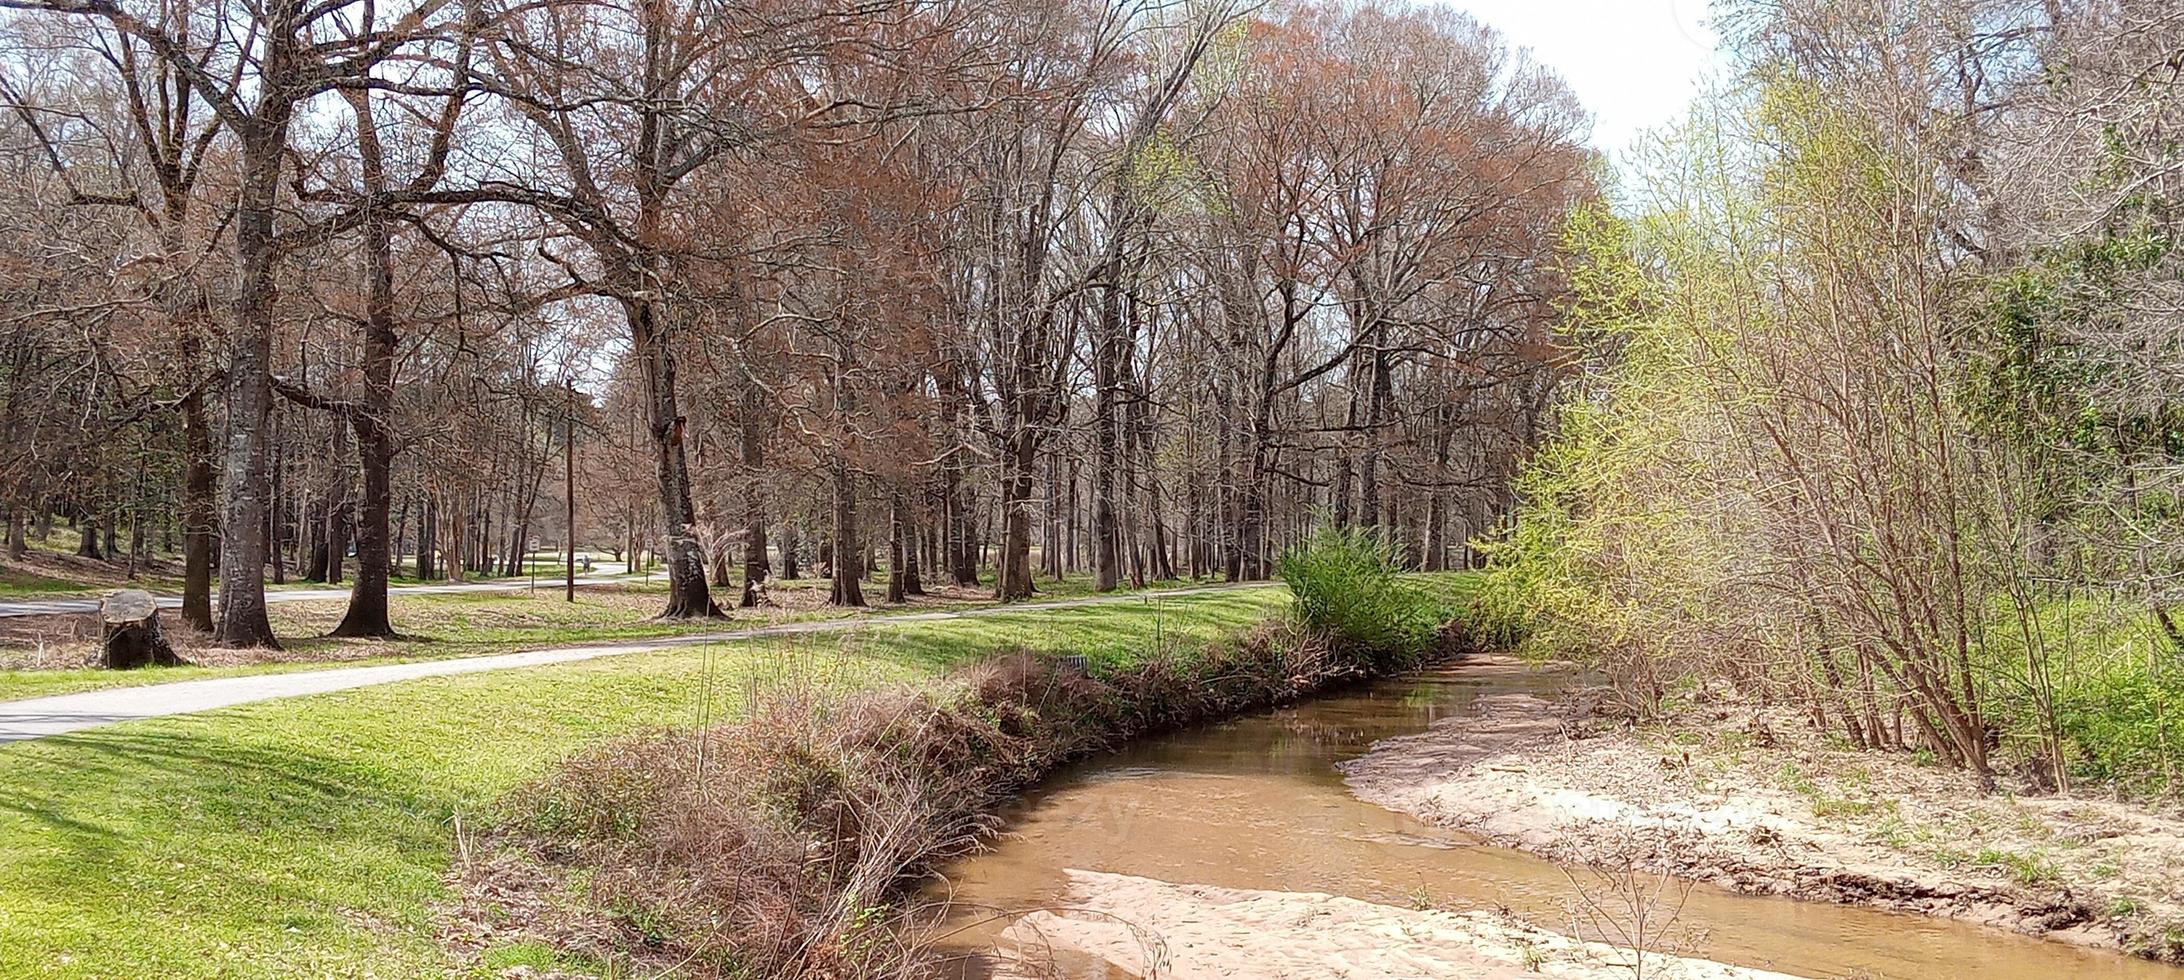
[1343, 655, 2184, 962]
[982, 869, 1806, 980]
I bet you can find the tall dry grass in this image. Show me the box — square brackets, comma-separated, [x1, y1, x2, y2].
[496, 619, 1388, 978]
[484, 546, 1475, 977]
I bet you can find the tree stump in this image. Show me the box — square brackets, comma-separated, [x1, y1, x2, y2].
[100, 590, 182, 670]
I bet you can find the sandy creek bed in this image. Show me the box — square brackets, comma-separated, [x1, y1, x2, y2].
[929, 656, 2184, 979]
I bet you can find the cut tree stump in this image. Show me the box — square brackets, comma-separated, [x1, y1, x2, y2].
[100, 590, 182, 670]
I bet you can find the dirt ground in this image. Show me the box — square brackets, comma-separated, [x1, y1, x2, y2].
[0, 550, 180, 596]
[980, 870, 1804, 980]
[1343, 656, 2184, 962]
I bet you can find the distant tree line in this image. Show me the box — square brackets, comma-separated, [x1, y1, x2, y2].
[0, 0, 1595, 645]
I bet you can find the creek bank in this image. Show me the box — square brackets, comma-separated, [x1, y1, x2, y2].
[980, 869, 1804, 980]
[447, 608, 1450, 978]
[1343, 655, 2184, 962]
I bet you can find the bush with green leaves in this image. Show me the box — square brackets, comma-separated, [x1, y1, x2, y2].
[1278, 527, 1442, 666]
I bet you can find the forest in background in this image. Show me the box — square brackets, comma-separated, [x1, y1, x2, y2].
[10, 1, 2184, 972]
[1491, 0, 2184, 795]
[0, 0, 1593, 644]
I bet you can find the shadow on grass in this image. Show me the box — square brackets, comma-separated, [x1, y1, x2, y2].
[0, 723, 461, 945]
[2, 727, 404, 819]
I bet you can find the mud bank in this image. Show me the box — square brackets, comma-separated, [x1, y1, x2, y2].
[980, 869, 1806, 980]
[1343, 656, 2184, 961]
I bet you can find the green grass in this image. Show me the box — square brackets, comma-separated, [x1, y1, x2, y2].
[0, 543, 612, 600]
[0, 585, 793, 703]
[11, 526, 93, 560]
[0, 574, 1261, 703]
[1811, 796, 1880, 819]
[0, 567, 89, 599]
[1975, 847, 2062, 886]
[0, 584, 1300, 978]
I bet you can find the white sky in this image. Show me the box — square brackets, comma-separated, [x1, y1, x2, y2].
[1438, 0, 1723, 159]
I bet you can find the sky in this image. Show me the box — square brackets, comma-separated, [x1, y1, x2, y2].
[1440, 0, 1724, 159]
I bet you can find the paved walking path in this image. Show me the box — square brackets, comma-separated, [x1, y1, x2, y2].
[0, 566, 634, 619]
[0, 583, 1264, 744]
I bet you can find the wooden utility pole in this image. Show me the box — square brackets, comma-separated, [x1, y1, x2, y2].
[566, 378, 577, 603]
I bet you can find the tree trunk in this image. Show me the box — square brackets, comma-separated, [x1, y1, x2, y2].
[1219, 395, 1240, 581]
[267, 412, 289, 586]
[77, 519, 103, 560]
[1042, 448, 1063, 580]
[939, 361, 981, 588]
[332, 416, 396, 636]
[901, 494, 924, 596]
[997, 430, 1039, 601]
[710, 528, 734, 587]
[1093, 306, 1121, 590]
[444, 492, 465, 582]
[416, 493, 437, 581]
[1424, 414, 1451, 572]
[392, 496, 410, 579]
[329, 92, 402, 637]
[0, 330, 26, 562]
[739, 380, 770, 607]
[887, 490, 923, 602]
[327, 503, 348, 585]
[179, 378, 216, 630]
[830, 462, 865, 607]
[127, 486, 146, 577]
[947, 466, 979, 586]
[1333, 380, 1358, 529]
[100, 590, 182, 670]
[740, 519, 769, 606]
[1424, 491, 1447, 571]
[1138, 404, 1177, 582]
[326, 415, 351, 587]
[630, 300, 721, 619]
[1358, 338, 1391, 529]
[304, 497, 330, 582]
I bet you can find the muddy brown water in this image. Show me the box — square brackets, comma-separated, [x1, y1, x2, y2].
[930, 660, 2184, 979]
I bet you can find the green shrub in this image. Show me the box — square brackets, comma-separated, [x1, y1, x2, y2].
[1278, 526, 1441, 666]
[2053, 658, 2184, 796]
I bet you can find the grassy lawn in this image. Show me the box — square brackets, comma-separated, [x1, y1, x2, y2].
[0, 567, 87, 599]
[0, 584, 805, 702]
[5, 526, 96, 561]
[0, 583, 1297, 978]
[0, 544, 1162, 600]
[0, 570, 1249, 703]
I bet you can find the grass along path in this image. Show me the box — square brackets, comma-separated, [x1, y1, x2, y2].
[0, 584, 1300, 979]
[0, 569, 640, 619]
[0, 534, 608, 601]
[0, 584, 1273, 742]
[0, 572, 1193, 702]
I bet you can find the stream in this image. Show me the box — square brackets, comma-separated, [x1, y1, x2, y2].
[931, 659, 2184, 979]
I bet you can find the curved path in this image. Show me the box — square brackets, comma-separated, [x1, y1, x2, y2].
[0, 583, 1264, 744]
[0, 566, 636, 619]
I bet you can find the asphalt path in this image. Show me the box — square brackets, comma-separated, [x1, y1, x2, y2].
[0, 583, 1265, 744]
